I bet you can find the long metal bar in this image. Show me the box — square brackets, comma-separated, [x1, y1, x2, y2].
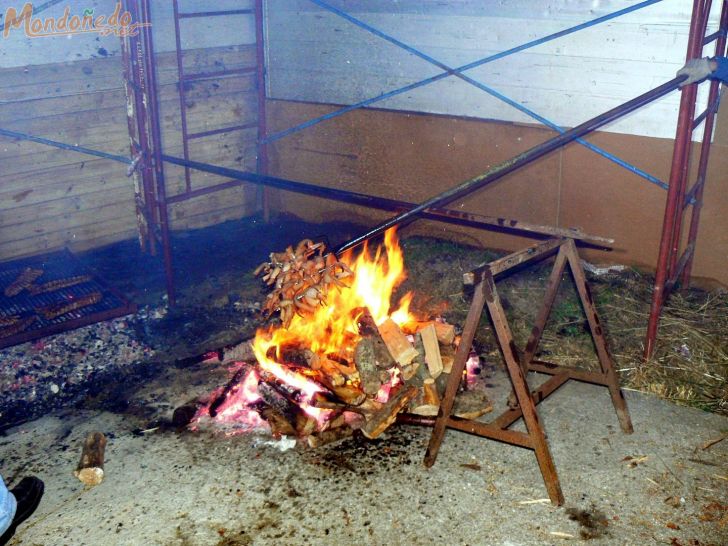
[139, 0, 176, 306]
[0, 128, 131, 164]
[172, 0, 192, 193]
[177, 9, 254, 18]
[160, 154, 610, 244]
[181, 67, 256, 82]
[336, 76, 685, 255]
[682, 1, 728, 285]
[265, 0, 669, 194]
[644, 0, 711, 359]
[668, 2, 712, 276]
[187, 122, 257, 140]
[254, 0, 271, 220]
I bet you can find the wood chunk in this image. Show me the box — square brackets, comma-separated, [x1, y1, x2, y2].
[420, 324, 443, 379]
[410, 378, 442, 416]
[307, 425, 353, 448]
[433, 322, 456, 345]
[377, 318, 418, 366]
[259, 406, 297, 437]
[208, 365, 253, 418]
[74, 432, 106, 486]
[354, 337, 383, 395]
[355, 307, 395, 369]
[439, 344, 455, 374]
[362, 385, 418, 439]
[4, 267, 43, 297]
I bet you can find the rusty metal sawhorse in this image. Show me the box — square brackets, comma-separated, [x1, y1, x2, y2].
[423, 237, 633, 505]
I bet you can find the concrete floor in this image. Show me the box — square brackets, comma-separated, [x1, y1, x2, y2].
[1, 364, 726, 546]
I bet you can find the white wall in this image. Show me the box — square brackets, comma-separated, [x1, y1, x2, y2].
[265, 0, 721, 139]
[0, 0, 255, 68]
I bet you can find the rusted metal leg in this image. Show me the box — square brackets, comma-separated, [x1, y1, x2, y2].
[424, 279, 487, 467]
[506, 243, 568, 408]
[481, 273, 564, 505]
[563, 240, 633, 434]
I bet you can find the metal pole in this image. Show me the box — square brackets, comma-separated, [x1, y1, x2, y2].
[681, 0, 728, 286]
[139, 0, 177, 306]
[336, 76, 686, 255]
[644, 0, 706, 360]
[254, 0, 271, 221]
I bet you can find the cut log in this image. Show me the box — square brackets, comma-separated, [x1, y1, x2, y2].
[401, 320, 455, 345]
[377, 318, 418, 366]
[311, 358, 348, 387]
[354, 337, 383, 395]
[439, 344, 455, 374]
[355, 307, 395, 369]
[433, 322, 456, 345]
[74, 432, 107, 486]
[362, 385, 418, 439]
[259, 406, 297, 437]
[307, 425, 353, 448]
[420, 324, 443, 379]
[172, 399, 204, 428]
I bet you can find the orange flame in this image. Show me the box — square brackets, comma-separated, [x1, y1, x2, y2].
[248, 228, 413, 425]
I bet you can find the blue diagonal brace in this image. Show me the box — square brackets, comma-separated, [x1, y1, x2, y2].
[265, 0, 668, 191]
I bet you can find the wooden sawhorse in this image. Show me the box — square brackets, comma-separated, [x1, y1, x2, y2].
[423, 238, 633, 505]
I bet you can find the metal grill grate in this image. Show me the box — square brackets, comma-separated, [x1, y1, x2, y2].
[0, 249, 137, 349]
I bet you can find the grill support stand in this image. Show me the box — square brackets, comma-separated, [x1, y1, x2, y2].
[422, 238, 633, 505]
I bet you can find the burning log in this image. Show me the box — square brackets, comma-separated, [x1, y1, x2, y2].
[420, 323, 443, 379]
[74, 432, 107, 486]
[259, 406, 297, 437]
[402, 320, 456, 345]
[362, 385, 418, 439]
[37, 291, 102, 320]
[355, 307, 395, 368]
[354, 337, 385, 395]
[4, 267, 43, 297]
[377, 318, 419, 366]
[208, 365, 252, 418]
[0, 315, 37, 339]
[27, 275, 92, 295]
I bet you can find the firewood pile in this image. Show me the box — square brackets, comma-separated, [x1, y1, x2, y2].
[201, 309, 491, 447]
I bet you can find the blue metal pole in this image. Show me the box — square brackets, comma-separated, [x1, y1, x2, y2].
[299, 0, 668, 192]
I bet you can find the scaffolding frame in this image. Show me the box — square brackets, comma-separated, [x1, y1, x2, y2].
[1, 1, 725, 354]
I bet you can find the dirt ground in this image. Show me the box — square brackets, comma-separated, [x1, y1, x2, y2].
[1, 216, 726, 545]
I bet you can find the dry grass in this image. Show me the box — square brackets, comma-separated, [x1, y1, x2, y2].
[401, 238, 728, 416]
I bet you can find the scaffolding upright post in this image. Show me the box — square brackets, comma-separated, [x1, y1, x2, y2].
[645, 0, 726, 359]
[255, 0, 271, 221]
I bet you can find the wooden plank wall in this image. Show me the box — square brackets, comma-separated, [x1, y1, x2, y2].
[266, 0, 719, 140]
[0, 45, 259, 261]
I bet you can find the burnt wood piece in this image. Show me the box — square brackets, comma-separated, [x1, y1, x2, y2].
[354, 337, 384, 395]
[4, 267, 43, 297]
[362, 385, 418, 439]
[378, 318, 419, 366]
[172, 399, 205, 428]
[307, 426, 354, 448]
[355, 307, 395, 369]
[27, 275, 93, 295]
[221, 340, 256, 364]
[0, 315, 37, 339]
[74, 432, 107, 486]
[37, 291, 103, 320]
[259, 406, 297, 437]
[208, 365, 253, 418]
